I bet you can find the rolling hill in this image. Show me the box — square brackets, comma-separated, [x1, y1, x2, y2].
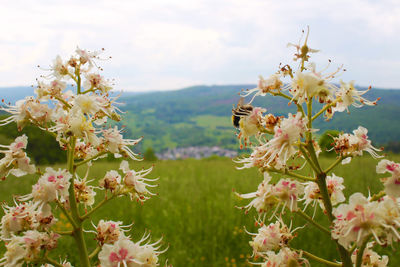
[1, 85, 400, 153]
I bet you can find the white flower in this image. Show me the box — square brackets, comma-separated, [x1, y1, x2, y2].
[35, 80, 67, 100]
[120, 161, 158, 202]
[376, 159, 400, 198]
[21, 168, 71, 208]
[285, 63, 338, 105]
[303, 173, 345, 210]
[332, 193, 383, 248]
[51, 55, 69, 78]
[0, 97, 52, 130]
[83, 73, 112, 93]
[98, 238, 140, 267]
[102, 127, 142, 160]
[247, 219, 294, 255]
[95, 220, 129, 246]
[1, 202, 35, 239]
[333, 81, 378, 114]
[0, 231, 59, 265]
[75, 47, 101, 68]
[259, 247, 309, 267]
[0, 135, 36, 179]
[73, 94, 102, 115]
[333, 126, 381, 162]
[240, 74, 282, 103]
[351, 242, 389, 267]
[237, 107, 266, 148]
[74, 177, 96, 207]
[100, 170, 122, 192]
[0, 236, 26, 267]
[238, 174, 303, 216]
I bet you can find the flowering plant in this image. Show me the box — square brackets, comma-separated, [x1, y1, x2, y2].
[0, 48, 167, 266]
[233, 28, 398, 267]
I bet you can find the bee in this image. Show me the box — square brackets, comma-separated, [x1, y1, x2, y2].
[232, 97, 253, 128]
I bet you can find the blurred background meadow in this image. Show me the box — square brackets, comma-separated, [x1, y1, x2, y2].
[1, 0, 400, 266]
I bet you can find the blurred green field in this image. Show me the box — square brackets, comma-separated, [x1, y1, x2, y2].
[1, 155, 400, 266]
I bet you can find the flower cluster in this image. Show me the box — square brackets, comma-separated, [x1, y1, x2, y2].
[0, 48, 167, 266]
[303, 173, 345, 210]
[377, 159, 400, 198]
[332, 126, 382, 163]
[0, 135, 35, 179]
[237, 173, 304, 219]
[332, 193, 400, 248]
[95, 221, 166, 267]
[233, 28, 396, 267]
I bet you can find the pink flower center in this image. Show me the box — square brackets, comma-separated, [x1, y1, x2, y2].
[109, 248, 128, 263]
[48, 175, 56, 182]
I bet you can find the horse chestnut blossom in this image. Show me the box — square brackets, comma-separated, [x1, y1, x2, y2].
[233, 29, 397, 267]
[98, 233, 166, 267]
[333, 126, 382, 164]
[119, 160, 158, 202]
[238, 173, 304, 218]
[247, 220, 295, 256]
[351, 242, 389, 267]
[94, 220, 129, 246]
[333, 81, 379, 114]
[235, 112, 307, 171]
[376, 159, 400, 197]
[240, 74, 283, 103]
[0, 48, 167, 266]
[0, 134, 36, 179]
[257, 247, 309, 267]
[303, 173, 345, 210]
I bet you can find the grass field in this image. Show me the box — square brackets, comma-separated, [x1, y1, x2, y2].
[1, 155, 400, 266]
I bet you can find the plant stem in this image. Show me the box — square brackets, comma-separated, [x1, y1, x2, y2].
[67, 137, 91, 267]
[299, 145, 319, 173]
[304, 97, 353, 267]
[295, 209, 330, 235]
[356, 237, 370, 267]
[89, 246, 101, 259]
[325, 156, 345, 174]
[311, 99, 339, 121]
[267, 168, 315, 182]
[370, 191, 385, 201]
[56, 200, 78, 229]
[297, 249, 341, 267]
[81, 193, 116, 221]
[75, 151, 107, 167]
[45, 257, 64, 267]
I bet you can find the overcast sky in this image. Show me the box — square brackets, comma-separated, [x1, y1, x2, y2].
[0, 0, 399, 92]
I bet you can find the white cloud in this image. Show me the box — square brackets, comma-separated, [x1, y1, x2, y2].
[0, 0, 399, 91]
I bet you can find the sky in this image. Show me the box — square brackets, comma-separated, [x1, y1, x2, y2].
[0, 0, 399, 92]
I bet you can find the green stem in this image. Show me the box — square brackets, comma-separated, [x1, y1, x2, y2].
[67, 137, 91, 267]
[89, 246, 101, 259]
[325, 156, 345, 174]
[55, 96, 72, 109]
[54, 230, 73, 236]
[299, 146, 319, 173]
[370, 191, 385, 202]
[268, 168, 315, 182]
[76, 65, 82, 94]
[75, 151, 107, 167]
[297, 250, 341, 267]
[356, 237, 370, 267]
[81, 193, 116, 221]
[56, 200, 78, 229]
[295, 209, 330, 235]
[349, 243, 357, 255]
[45, 257, 64, 267]
[311, 99, 339, 121]
[304, 97, 353, 267]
